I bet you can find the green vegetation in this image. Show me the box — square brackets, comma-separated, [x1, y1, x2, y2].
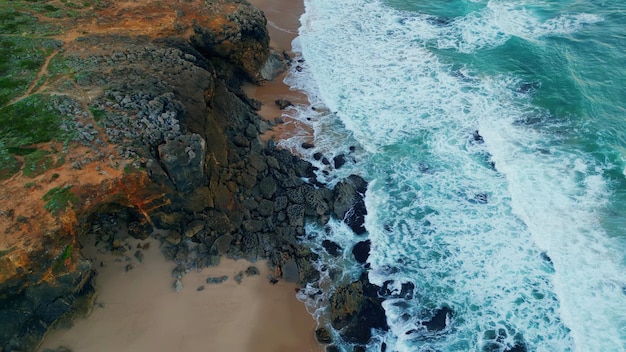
[89, 106, 106, 123]
[0, 35, 48, 106]
[0, 3, 89, 180]
[22, 149, 64, 178]
[0, 154, 22, 180]
[60, 243, 73, 260]
[42, 185, 80, 215]
[0, 246, 17, 257]
[0, 8, 37, 34]
[52, 243, 74, 271]
[0, 95, 68, 146]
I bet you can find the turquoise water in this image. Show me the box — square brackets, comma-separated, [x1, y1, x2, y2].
[283, 0, 626, 350]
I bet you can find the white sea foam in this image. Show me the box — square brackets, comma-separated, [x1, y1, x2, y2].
[434, 2, 603, 52]
[291, 0, 625, 350]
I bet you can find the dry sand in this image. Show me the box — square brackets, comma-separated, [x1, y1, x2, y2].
[39, 237, 321, 352]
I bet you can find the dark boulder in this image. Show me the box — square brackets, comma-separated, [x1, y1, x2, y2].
[332, 175, 368, 235]
[423, 306, 453, 331]
[157, 134, 206, 193]
[330, 273, 388, 344]
[315, 327, 333, 344]
[275, 99, 293, 110]
[281, 259, 299, 283]
[322, 240, 342, 257]
[286, 204, 305, 227]
[259, 176, 277, 199]
[189, 1, 270, 82]
[333, 154, 346, 169]
[352, 240, 370, 264]
[303, 186, 330, 217]
[472, 130, 484, 144]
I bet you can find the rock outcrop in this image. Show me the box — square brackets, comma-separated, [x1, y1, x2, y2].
[158, 134, 206, 193]
[329, 273, 389, 345]
[0, 0, 284, 350]
[189, 0, 270, 82]
[332, 175, 368, 235]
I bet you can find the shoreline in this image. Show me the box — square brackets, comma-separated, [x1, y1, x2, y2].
[244, 0, 314, 144]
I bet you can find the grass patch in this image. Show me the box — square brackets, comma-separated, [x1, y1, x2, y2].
[42, 185, 80, 215]
[0, 95, 73, 176]
[89, 106, 106, 122]
[0, 8, 37, 34]
[0, 95, 67, 146]
[0, 246, 17, 257]
[0, 35, 47, 105]
[0, 156, 23, 180]
[22, 149, 63, 178]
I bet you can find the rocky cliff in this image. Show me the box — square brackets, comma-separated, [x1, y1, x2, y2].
[0, 0, 283, 350]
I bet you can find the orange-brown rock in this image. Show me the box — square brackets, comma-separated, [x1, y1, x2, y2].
[0, 0, 278, 350]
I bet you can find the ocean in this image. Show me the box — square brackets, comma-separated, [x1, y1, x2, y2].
[280, 0, 626, 351]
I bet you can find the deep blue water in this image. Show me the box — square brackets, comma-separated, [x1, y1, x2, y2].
[282, 0, 626, 350]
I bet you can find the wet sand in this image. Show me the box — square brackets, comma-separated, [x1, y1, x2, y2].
[39, 237, 321, 352]
[245, 0, 313, 144]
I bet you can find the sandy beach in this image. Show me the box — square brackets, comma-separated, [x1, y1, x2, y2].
[38, 1, 323, 351]
[244, 0, 313, 144]
[39, 237, 321, 352]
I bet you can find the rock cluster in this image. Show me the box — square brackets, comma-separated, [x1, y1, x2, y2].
[329, 273, 389, 345]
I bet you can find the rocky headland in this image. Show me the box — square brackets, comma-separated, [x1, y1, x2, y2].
[0, 0, 387, 351]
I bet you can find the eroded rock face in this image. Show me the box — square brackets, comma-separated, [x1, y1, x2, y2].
[333, 175, 368, 235]
[158, 134, 206, 193]
[190, 0, 270, 82]
[0, 253, 95, 351]
[330, 273, 388, 344]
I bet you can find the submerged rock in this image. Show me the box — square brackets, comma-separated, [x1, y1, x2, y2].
[173, 279, 183, 292]
[315, 327, 333, 344]
[206, 275, 229, 284]
[322, 240, 342, 257]
[352, 240, 371, 264]
[275, 99, 293, 110]
[245, 266, 260, 276]
[423, 306, 453, 331]
[332, 175, 368, 235]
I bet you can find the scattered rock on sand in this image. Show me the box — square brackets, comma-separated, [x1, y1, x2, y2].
[206, 276, 228, 284]
[173, 280, 183, 292]
[234, 271, 244, 284]
[275, 99, 293, 110]
[245, 266, 260, 276]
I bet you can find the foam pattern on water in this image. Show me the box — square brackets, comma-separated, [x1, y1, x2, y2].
[292, 0, 626, 350]
[433, 1, 603, 52]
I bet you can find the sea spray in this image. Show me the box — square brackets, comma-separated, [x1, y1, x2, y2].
[285, 0, 626, 350]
